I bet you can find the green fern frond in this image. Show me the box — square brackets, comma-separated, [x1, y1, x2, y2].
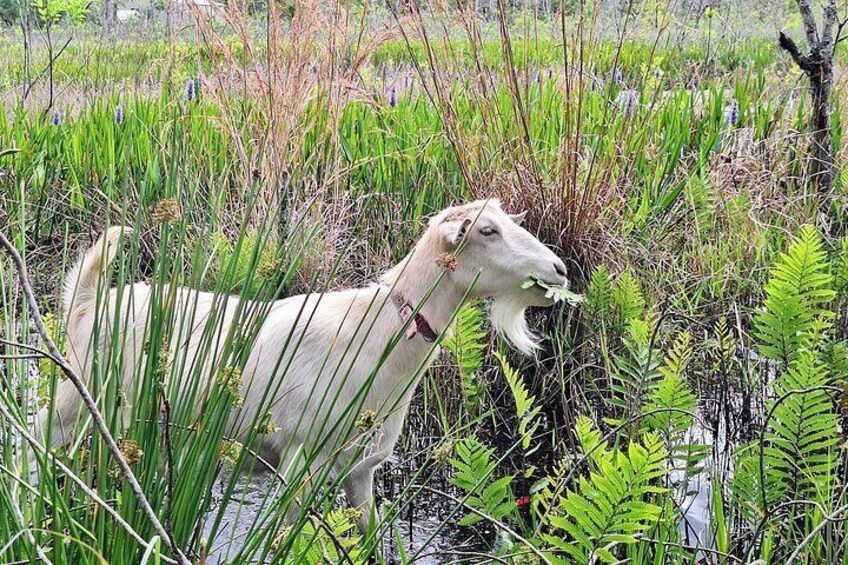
[585, 264, 613, 322]
[643, 331, 706, 476]
[449, 436, 497, 493]
[732, 225, 841, 559]
[496, 352, 542, 453]
[448, 436, 515, 526]
[764, 350, 839, 506]
[660, 331, 693, 380]
[612, 271, 646, 324]
[284, 508, 363, 563]
[574, 415, 613, 469]
[443, 300, 487, 412]
[610, 315, 662, 421]
[544, 420, 668, 564]
[822, 338, 848, 380]
[532, 458, 570, 518]
[644, 331, 695, 434]
[753, 225, 835, 366]
[706, 317, 737, 367]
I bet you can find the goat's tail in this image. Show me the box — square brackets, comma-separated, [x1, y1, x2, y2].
[63, 227, 133, 320]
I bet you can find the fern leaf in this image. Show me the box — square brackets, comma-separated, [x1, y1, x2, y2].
[443, 300, 487, 412]
[546, 421, 668, 564]
[496, 352, 542, 452]
[612, 271, 646, 324]
[585, 264, 613, 323]
[448, 436, 515, 526]
[611, 315, 662, 421]
[753, 225, 834, 366]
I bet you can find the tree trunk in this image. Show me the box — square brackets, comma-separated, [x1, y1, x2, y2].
[777, 0, 842, 198]
[808, 62, 835, 191]
[103, 0, 117, 32]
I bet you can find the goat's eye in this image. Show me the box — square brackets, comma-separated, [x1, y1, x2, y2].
[479, 226, 498, 236]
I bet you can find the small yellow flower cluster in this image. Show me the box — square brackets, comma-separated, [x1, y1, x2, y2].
[116, 388, 129, 408]
[435, 252, 458, 272]
[217, 366, 244, 406]
[119, 438, 144, 466]
[151, 197, 181, 224]
[355, 409, 378, 433]
[256, 412, 281, 434]
[155, 344, 171, 380]
[220, 439, 243, 465]
[433, 439, 454, 464]
[343, 506, 362, 523]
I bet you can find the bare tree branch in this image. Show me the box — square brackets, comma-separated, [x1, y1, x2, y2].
[821, 0, 838, 49]
[0, 230, 191, 565]
[796, 0, 820, 46]
[0, 401, 178, 565]
[835, 15, 848, 45]
[780, 3, 838, 196]
[779, 30, 811, 70]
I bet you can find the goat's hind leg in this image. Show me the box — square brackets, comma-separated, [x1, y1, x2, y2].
[342, 465, 376, 533]
[37, 377, 82, 450]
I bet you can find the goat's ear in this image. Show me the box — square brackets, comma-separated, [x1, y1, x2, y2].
[440, 217, 473, 248]
[509, 211, 528, 226]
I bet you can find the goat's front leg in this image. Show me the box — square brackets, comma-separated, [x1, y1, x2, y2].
[342, 465, 376, 532]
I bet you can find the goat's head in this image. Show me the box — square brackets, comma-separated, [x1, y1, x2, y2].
[431, 199, 568, 354]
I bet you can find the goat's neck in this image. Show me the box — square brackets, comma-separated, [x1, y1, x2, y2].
[380, 244, 465, 336]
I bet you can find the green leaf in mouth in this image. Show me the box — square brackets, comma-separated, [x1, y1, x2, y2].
[522, 276, 586, 305]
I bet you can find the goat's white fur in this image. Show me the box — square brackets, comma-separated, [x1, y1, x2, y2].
[42, 199, 567, 530]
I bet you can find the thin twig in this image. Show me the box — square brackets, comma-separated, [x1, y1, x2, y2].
[0, 353, 44, 360]
[786, 502, 848, 564]
[0, 400, 177, 564]
[0, 230, 190, 565]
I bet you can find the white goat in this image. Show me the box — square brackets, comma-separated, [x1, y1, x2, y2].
[42, 199, 568, 530]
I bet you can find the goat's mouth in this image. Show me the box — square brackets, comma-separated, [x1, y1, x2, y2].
[522, 276, 585, 306]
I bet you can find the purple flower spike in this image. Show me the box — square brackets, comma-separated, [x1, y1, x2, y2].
[625, 90, 637, 117]
[614, 68, 623, 85]
[388, 85, 397, 108]
[724, 99, 739, 127]
[115, 105, 124, 125]
[52, 109, 61, 126]
[185, 78, 195, 101]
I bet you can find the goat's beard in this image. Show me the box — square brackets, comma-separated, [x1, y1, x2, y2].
[489, 297, 540, 355]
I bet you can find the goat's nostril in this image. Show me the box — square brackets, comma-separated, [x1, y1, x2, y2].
[554, 261, 567, 278]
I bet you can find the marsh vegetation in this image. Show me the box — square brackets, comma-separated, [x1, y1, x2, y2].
[1, 0, 848, 563]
